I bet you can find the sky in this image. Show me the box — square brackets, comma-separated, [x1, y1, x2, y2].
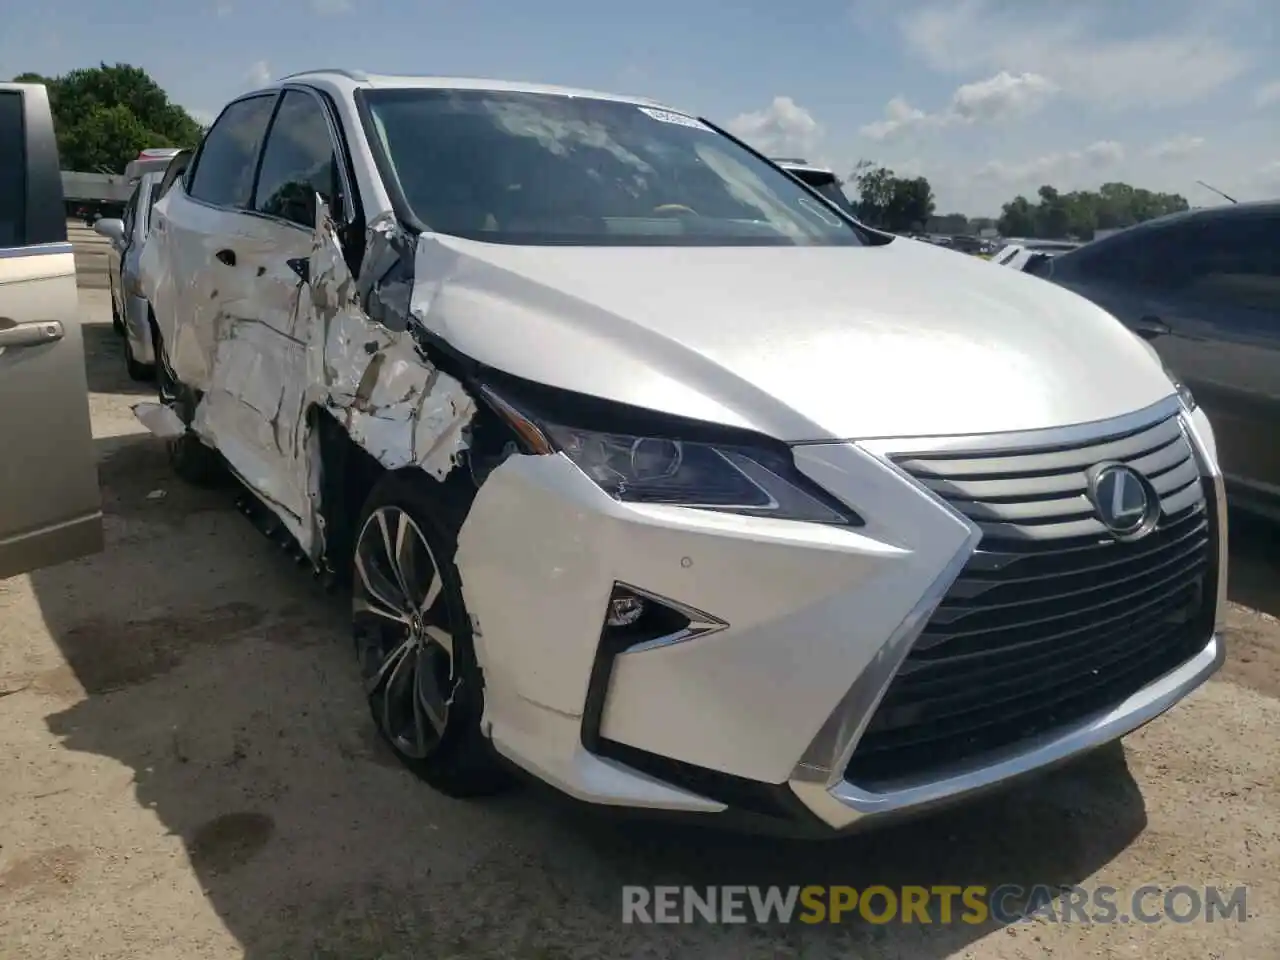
[2, 0, 1277, 216]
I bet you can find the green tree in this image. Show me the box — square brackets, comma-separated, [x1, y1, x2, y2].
[997, 182, 1190, 239]
[850, 163, 936, 232]
[997, 195, 1036, 237]
[11, 63, 202, 172]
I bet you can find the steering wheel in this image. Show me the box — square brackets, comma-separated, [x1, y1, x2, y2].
[651, 203, 699, 217]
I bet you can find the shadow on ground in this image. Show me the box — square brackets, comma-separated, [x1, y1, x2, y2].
[81, 320, 154, 396]
[1226, 508, 1280, 619]
[21, 430, 1159, 958]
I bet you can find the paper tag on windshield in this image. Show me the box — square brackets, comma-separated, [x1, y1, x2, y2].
[639, 107, 709, 130]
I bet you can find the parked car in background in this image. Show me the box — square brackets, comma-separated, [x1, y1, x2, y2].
[991, 238, 1082, 271]
[947, 235, 986, 255]
[1029, 202, 1280, 519]
[0, 82, 103, 579]
[124, 146, 183, 181]
[95, 169, 167, 379]
[773, 159, 857, 216]
[137, 69, 1224, 836]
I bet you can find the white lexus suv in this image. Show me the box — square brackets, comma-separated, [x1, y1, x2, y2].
[138, 69, 1226, 835]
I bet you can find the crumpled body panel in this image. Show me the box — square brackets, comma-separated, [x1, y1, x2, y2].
[137, 195, 476, 559]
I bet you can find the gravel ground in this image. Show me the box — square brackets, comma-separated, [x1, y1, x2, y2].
[0, 286, 1276, 959]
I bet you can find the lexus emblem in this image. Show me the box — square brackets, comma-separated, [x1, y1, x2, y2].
[1087, 462, 1156, 539]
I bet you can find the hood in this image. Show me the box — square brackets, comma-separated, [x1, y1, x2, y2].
[409, 234, 1177, 442]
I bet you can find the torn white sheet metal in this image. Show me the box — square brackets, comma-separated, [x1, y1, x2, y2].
[147, 195, 478, 564]
[132, 401, 186, 439]
[309, 204, 476, 480]
[334, 347, 478, 478]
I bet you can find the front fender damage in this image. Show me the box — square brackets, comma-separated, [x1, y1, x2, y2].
[307, 208, 477, 482]
[133, 200, 480, 563]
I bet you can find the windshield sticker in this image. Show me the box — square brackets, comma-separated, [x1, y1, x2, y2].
[638, 107, 710, 130]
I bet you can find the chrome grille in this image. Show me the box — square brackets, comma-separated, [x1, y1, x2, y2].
[845, 411, 1217, 787]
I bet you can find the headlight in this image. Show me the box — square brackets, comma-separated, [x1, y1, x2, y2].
[543, 425, 855, 524]
[478, 384, 861, 524]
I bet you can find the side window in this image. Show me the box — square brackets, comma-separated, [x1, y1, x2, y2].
[188, 95, 276, 208]
[252, 89, 340, 228]
[1179, 216, 1280, 313]
[1070, 226, 1177, 286]
[121, 182, 140, 238]
[159, 150, 191, 199]
[0, 91, 26, 247]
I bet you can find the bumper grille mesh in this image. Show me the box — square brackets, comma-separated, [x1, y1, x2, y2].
[844, 411, 1217, 787]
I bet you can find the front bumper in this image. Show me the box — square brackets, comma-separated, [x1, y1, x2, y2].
[455, 396, 1226, 833]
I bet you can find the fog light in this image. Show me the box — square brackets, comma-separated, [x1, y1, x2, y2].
[606, 593, 646, 627]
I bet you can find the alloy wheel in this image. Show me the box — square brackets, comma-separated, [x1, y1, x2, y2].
[352, 505, 458, 759]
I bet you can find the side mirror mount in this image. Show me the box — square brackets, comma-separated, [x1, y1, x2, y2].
[94, 218, 126, 244]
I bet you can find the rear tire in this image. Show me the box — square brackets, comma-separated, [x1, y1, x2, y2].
[351, 472, 507, 797]
[151, 318, 224, 487]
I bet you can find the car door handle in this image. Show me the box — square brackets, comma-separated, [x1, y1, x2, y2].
[286, 257, 310, 282]
[1132, 315, 1171, 339]
[215, 248, 237, 266]
[0, 318, 64, 349]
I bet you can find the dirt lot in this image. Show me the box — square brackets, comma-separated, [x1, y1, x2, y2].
[1, 287, 1278, 959]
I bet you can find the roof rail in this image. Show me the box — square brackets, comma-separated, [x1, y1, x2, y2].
[279, 68, 368, 82]
[772, 157, 810, 165]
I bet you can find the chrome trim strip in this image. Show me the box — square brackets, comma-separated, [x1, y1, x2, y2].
[855, 394, 1183, 458]
[789, 526, 979, 788]
[1180, 410, 1229, 631]
[612, 581, 729, 654]
[0, 242, 74, 259]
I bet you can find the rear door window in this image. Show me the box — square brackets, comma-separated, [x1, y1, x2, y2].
[157, 150, 191, 199]
[0, 90, 26, 247]
[252, 89, 340, 228]
[1065, 224, 1179, 287]
[187, 94, 276, 208]
[121, 181, 140, 239]
[1178, 215, 1280, 313]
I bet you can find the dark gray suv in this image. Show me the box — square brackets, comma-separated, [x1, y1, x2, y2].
[1033, 202, 1280, 518]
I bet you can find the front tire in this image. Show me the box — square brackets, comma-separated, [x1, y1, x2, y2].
[351, 472, 506, 797]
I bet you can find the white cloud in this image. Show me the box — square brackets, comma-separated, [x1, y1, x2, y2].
[310, 0, 352, 14]
[949, 71, 1058, 123]
[727, 96, 822, 160]
[898, 0, 1247, 109]
[189, 107, 218, 126]
[976, 141, 1126, 184]
[245, 60, 272, 88]
[1148, 135, 1206, 160]
[860, 97, 930, 141]
[214, 1, 233, 15]
[861, 71, 1056, 141]
[1255, 81, 1280, 108]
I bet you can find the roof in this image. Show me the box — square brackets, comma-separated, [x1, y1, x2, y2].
[276, 69, 666, 108]
[1131, 199, 1280, 230]
[773, 159, 836, 177]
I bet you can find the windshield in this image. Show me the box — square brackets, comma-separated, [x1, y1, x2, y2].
[361, 89, 864, 247]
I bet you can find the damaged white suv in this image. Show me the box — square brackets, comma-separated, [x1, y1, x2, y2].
[139, 70, 1226, 835]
